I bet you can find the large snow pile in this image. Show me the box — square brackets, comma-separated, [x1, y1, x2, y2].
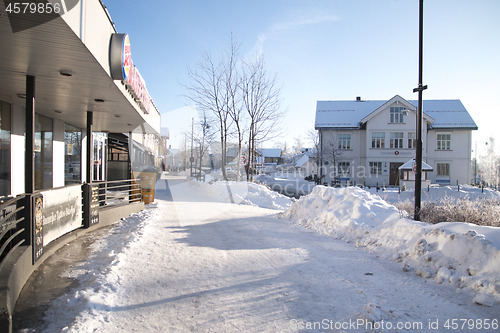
[187, 178, 292, 210]
[281, 186, 500, 306]
[368, 184, 500, 204]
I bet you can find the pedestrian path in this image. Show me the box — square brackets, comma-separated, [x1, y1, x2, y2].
[13, 175, 499, 333]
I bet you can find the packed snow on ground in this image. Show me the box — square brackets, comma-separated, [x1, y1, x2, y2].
[281, 185, 500, 306]
[185, 176, 293, 210]
[17, 177, 500, 333]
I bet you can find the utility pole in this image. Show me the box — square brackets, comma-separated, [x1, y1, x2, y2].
[413, 0, 427, 221]
[190, 117, 194, 177]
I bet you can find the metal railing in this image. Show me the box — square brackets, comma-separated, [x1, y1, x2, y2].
[0, 195, 27, 273]
[93, 179, 142, 207]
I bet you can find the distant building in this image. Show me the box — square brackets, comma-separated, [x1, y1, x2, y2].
[277, 150, 318, 177]
[257, 148, 283, 173]
[315, 95, 477, 186]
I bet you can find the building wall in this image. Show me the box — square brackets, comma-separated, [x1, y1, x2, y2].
[320, 129, 365, 185]
[61, 0, 115, 76]
[426, 129, 472, 184]
[319, 103, 473, 186]
[62, 0, 162, 135]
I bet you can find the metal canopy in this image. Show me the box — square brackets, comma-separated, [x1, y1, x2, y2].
[0, 5, 149, 133]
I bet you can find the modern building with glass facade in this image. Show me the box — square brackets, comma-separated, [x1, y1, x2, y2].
[0, 0, 161, 196]
[0, 1, 161, 330]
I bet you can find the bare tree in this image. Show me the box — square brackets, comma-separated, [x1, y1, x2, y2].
[184, 48, 232, 179]
[224, 33, 245, 181]
[307, 128, 320, 177]
[319, 131, 344, 182]
[184, 34, 284, 182]
[194, 110, 217, 175]
[241, 55, 284, 181]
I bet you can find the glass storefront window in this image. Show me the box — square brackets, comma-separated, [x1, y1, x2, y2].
[0, 101, 11, 197]
[93, 133, 107, 181]
[35, 113, 53, 190]
[65, 124, 82, 185]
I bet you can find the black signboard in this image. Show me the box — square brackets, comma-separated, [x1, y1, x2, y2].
[83, 184, 100, 228]
[32, 194, 43, 264]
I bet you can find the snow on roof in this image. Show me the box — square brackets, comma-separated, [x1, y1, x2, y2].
[294, 154, 310, 168]
[408, 100, 477, 129]
[259, 148, 282, 158]
[399, 158, 433, 171]
[315, 100, 386, 128]
[315, 98, 477, 130]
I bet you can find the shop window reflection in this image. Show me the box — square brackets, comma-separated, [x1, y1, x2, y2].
[65, 124, 82, 185]
[0, 101, 11, 197]
[35, 114, 53, 190]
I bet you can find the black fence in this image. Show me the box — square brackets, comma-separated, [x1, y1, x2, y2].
[0, 195, 27, 273]
[93, 179, 142, 207]
[0, 179, 142, 272]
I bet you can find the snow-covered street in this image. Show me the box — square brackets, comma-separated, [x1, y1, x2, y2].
[15, 175, 499, 332]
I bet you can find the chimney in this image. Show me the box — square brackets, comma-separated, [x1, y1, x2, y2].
[356, 96, 361, 101]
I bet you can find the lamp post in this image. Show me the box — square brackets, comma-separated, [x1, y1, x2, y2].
[413, 0, 427, 221]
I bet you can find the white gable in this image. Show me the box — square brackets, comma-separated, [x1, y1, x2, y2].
[315, 96, 477, 130]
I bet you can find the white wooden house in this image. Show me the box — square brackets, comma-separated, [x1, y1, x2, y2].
[315, 95, 477, 186]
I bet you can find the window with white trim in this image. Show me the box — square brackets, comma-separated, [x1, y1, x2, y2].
[338, 134, 351, 149]
[437, 134, 451, 150]
[437, 163, 450, 176]
[369, 162, 382, 175]
[338, 162, 351, 175]
[390, 132, 404, 149]
[390, 107, 405, 123]
[408, 132, 416, 149]
[371, 132, 385, 148]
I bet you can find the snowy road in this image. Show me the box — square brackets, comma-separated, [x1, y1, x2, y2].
[18, 176, 499, 332]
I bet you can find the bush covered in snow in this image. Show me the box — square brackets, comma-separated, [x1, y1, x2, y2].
[395, 197, 500, 227]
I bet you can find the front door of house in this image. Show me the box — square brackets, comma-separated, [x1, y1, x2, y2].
[390, 162, 403, 185]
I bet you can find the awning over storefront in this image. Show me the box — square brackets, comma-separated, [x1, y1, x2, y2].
[0, 2, 157, 134]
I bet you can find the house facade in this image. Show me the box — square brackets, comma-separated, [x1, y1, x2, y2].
[315, 95, 477, 186]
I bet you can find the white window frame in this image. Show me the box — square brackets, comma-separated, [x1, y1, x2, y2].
[390, 107, 405, 123]
[390, 132, 404, 149]
[338, 134, 351, 150]
[338, 161, 351, 175]
[408, 132, 416, 149]
[437, 133, 451, 150]
[371, 132, 385, 148]
[436, 163, 450, 176]
[369, 162, 382, 175]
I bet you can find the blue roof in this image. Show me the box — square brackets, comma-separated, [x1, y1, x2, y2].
[315, 98, 477, 130]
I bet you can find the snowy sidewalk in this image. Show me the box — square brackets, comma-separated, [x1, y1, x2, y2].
[16, 176, 499, 332]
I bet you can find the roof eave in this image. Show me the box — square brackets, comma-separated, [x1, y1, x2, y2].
[430, 126, 478, 130]
[315, 125, 361, 130]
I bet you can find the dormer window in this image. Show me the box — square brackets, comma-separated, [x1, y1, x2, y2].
[390, 107, 405, 123]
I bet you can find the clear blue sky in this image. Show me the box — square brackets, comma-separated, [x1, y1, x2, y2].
[103, 0, 500, 156]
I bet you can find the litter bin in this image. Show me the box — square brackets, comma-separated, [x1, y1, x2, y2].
[132, 172, 157, 204]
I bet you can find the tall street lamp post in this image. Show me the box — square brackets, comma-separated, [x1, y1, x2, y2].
[413, 0, 427, 221]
